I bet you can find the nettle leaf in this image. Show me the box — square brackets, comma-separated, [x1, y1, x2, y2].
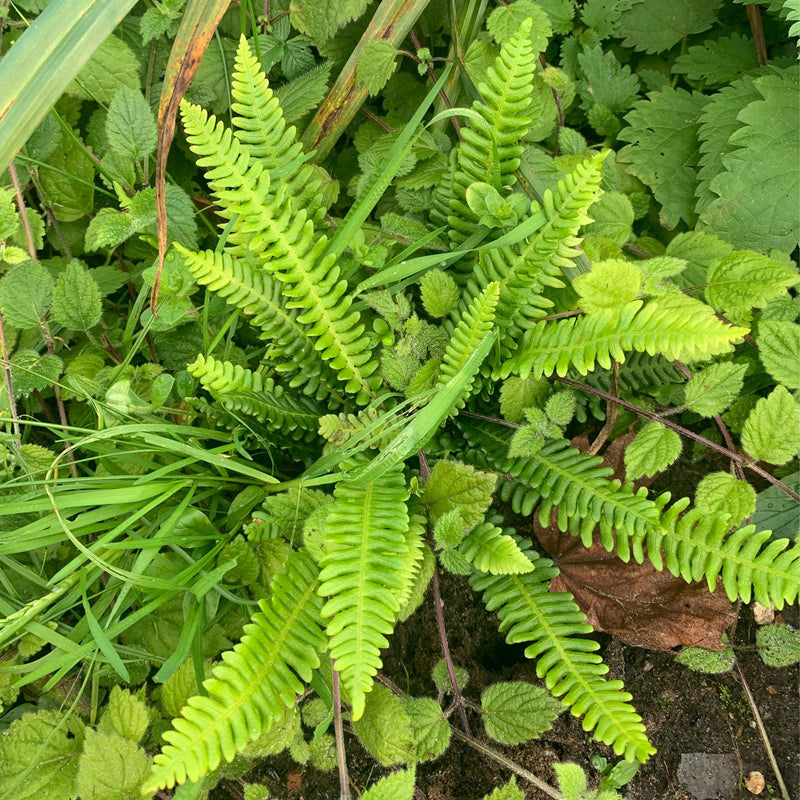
[106, 88, 157, 161]
[361, 768, 416, 800]
[672, 33, 758, 86]
[433, 508, 466, 548]
[159, 658, 203, 719]
[666, 230, 733, 290]
[352, 684, 414, 766]
[684, 362, 747, 417]
[638, 255, 687, 295]
[0, 710, 85, 800]
[276, 62, 333, 122]
[553, 762, 588, 800]
[499, 376, 550, 423]
[420, 269, 460, 318]
[624, 421, 682, 480]
[39, 131, 95, 222]
[10, 351, 62, 398]
[84, 208, 137, 251]
[487, 0, 552, 50]
[577, 44, 640, 114]
[282, 36, 316, 80]
[616, 0, 721, 53]
[421, 460, 497, 529]
[51, 259, 103, 331]
[356, 38, 398, 95]
[573, 258, 642, 314]
[584, 192, 635, 245]
[399, 697, 450, 763]
[67, 35, 140, 104]
[96, 686, 149, 744]
[705, 250, 798, 315]
[536, 0, 575, 34]
[481, 778, 525, 800]
[0, 260, 54, 328]
[695, 471, 756, 527]
[290, 0, 372, 45]
[758, 320, 800, 389]
[741, 386, 800, 465]
[76, 730, 151, 800]
[618, 87, 707, 229]
[481, 681, 563, 745]
[757, 623, 800, 668]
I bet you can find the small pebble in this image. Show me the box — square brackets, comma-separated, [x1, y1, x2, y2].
[752, 603, 774, 625]
[745, 771, 765, 795]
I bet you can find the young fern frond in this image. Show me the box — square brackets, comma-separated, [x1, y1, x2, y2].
[502, 295, 748, 380]
[470, 541, 655, 762]
[230, 37, 325, 223]
[187, 354, 321, 438]
[438, 281, 500, 412]
[180, 100, 379, 402]
[146, 550, 325, 790]
[645, 500, 800, 609]
[459, 520, 534, 575]
[435, 20, 537, 244]
[319, 464, 410, 719]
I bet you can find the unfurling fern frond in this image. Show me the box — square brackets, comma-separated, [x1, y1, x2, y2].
[462, 152, 606, 363]
[644, 500, 800, 609]
[434, 20, 537, 244]
[462, 421, 659, 555]
[180, 101, 379, 402]
[437, 281, 500, 412]
[470, 541, 655, 762]
[146, 550, 325, 790]
[230, 37, 325, 223]
[502, 295, 748, 380]
[187, 354, 321, 438]
[319, 465, 410, 719]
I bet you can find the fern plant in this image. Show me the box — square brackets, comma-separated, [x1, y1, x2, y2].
[133, 27, 800, 794]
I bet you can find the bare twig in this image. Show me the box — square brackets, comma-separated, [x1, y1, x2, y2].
[745, 3, 768, 66]
[332, 665, 351, 800]
[539, 53, 564, 128]
[0, 309, 21, 444]
[410, 29, 463, 140]
[8, 163, 37, 261]
[588, 361, 619, 455]
[734, 660, 790, 800]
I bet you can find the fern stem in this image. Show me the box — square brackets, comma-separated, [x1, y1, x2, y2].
[734, 660, 790, 800]
[554, 376, 800, 504]
[0, 308, 20, 444]
[410, 29, 462, 140]
[431, 568, 472, 736]
[332, 665, 351, 800]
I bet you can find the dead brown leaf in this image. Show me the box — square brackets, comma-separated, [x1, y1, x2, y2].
[535, 518, 737, 650]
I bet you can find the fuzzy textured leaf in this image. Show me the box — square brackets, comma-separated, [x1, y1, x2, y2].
[422, 460, 497, 529]
[741, 386, 800, 465]
[624, 422, 681, 480]
[106, 88, 158, 161]
[573, 258, 641, 313]
[77, 730, 151, 800]
[0, 260, 54, 329]
[684, 362, 747, 417]
[758, 320, 800, 389]
[481, 681, 563, 745]
[616, 0, 721, 53]
[361, 768, 417, 800]
[51, 259, 103, 330]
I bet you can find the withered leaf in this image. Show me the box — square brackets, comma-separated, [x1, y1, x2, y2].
[535, 519, 737, 651]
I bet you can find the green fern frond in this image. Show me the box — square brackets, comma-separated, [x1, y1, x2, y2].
[437, 281, 500, 412]
[502, 295, 748, 380]
[463, 153, 606, 363]
[436, 20, 537, 244]
[459, 520, 534, 575]
[470, 542, 655, 762]
[645, 500, 800, 609]
[319, 465, 410, 719]
[146, 550, 325, 790]
[188, 354, 321, 438]
[395, 507, 427, 610]
[180, 101, 380, 402]
[230, 37, 325, 222]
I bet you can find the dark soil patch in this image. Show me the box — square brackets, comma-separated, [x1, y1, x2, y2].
[234, 564, 798, 800]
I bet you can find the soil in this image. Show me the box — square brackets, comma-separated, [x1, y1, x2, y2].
[236, 565, 798, 800]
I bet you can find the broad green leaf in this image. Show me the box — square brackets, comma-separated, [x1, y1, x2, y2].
[756, 624, 800, 668]
[431, 659, 469, 694]
[672, 33, 758, 86]
[637, 255, 687, 295]
[361, 768, 417, 800]
[705, 250, 798, 315]
[499, 376, 550, 423]
[420, 269, 460, 318]
[684, 362, 747, 417]
[0, 260, 54, 328]
[536, 0, 575, 34]
[85, 208, 137, 251]
[481, 779, 524, 800]
[741, 386, 800, 465]
[400, 697, 450, 763]
[577, 44, 640, 114]
[584, 192, 635, 245]
[0, 710, 85, 800]
[356, 40, 398, 96]
[159, 658, 202, 719]
[758, 320, 800, 389]
[753, 471, 800, 540]
[624, 421, 682, 480]
[675, 644, 735, 674]
[487, 1, 552, 51]
[433, 508, 466, 548]
[290, 0, 372, 46]
[553, 762, 588, 800]
[573, 259, 642, 313]
[76, 730, 151, 800]
[0, 0, 139, 173]
[422, 461, 497, 529]
[694, 472, 756, 527]
[67, 35, 141, 103]
[275, 62, 333, 122]
[39, 131, 95, 221]
[352, 684, 414, 766]
[666, 230, 733, 290]
[52, 259, 103, 330]
[97, 686, 150, 744]
[106, 88, 158, 161]
[616, 0, 721, 53]
[481, 681, 563, 745]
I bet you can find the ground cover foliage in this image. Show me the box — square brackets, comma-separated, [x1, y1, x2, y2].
[0, 1, 798, 798]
